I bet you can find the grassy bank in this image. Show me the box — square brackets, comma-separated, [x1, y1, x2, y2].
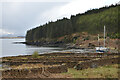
[62, 64, 118, 78]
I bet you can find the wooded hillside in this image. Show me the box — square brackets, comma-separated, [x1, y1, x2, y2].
[26, 4, 119, 42]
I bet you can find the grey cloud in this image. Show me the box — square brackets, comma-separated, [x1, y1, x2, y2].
[2, 2, 67, 36]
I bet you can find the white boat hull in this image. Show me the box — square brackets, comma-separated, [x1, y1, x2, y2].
[95, 47, 109, 52]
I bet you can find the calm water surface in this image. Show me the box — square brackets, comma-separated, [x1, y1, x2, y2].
[0, 38, 94, 57]
[0, 38, 63, 57]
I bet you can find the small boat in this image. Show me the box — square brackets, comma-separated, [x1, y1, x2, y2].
[95, 25, 109, 53]
[95, 46, 109, 52]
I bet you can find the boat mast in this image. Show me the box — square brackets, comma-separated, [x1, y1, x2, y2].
[104, 25, 105, 47]
[98, 34, 100, 47]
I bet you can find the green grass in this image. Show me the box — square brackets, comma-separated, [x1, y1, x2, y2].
[20, 57, 28, 59]
[62, 64, 118, 78]
[32, 51, 39, 58]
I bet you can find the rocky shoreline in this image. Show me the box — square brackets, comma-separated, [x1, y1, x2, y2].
[14, 41, 95, 49]
[13, 41, 119, 54]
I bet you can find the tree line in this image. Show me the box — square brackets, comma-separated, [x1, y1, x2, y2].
[26, 4, 120, 42]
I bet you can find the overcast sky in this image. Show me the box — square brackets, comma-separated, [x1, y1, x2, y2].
[0, 0, 119, 36]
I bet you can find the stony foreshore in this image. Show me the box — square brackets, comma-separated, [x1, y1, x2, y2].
[15, 38, 119, 51]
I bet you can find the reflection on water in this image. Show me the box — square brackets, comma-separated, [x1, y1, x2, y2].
[0, 38, 64, 57]
[0, 38, 95, 57]
[25, 45, 63, 55]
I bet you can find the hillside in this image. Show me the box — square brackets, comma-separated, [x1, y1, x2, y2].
[26, 4, 119, 46]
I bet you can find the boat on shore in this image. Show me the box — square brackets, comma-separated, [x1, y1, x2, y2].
[95, 25, 109, 53]
[95, 46, 109, 52]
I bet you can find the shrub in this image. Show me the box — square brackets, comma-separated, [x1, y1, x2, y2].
[32, 51, 39, 58]
[84, 36, 90, 40]
[73, 39, 76, 44]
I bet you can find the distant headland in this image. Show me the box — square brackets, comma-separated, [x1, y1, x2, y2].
[0, 36, 25, 39]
